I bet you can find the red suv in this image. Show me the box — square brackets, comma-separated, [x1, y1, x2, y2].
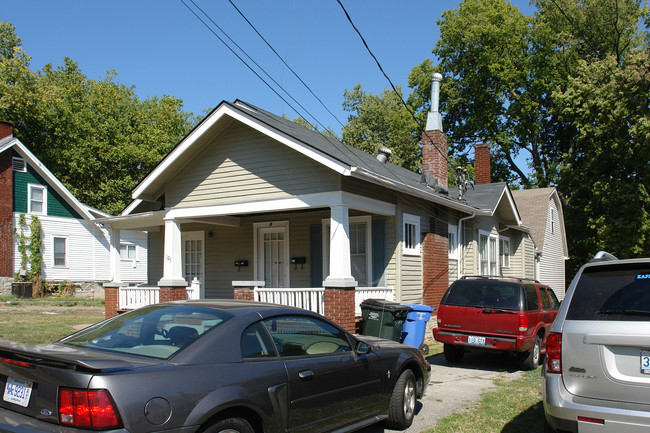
[433, 276, 560, 370]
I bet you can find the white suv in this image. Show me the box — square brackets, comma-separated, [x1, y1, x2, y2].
[542, 253, 650, 432]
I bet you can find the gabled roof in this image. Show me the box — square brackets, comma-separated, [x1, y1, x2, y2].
[126, 100, 478, 216]
[463, 182, 523, 227]
[511, 187, 569, 257]
[0, 136, 97, 221]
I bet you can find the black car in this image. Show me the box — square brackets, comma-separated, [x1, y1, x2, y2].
[0, 300, 430, 433]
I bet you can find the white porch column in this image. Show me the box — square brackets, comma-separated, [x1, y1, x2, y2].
[108, 227, 122, 284]
[157, 217, 187, 287]
[324, 205, 357, 287]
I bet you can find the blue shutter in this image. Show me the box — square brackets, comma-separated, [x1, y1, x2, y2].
[310, 224, 322, 287]
[372, 220, 386, 287]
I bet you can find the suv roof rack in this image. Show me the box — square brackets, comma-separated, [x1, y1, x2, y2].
[590, 251, 618, 263]
[460, 275, 541, 284]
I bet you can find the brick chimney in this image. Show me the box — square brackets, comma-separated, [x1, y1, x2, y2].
[421, 73, 448, 190]
[0, 121, 14, 277]
[474, 143, 491, 185]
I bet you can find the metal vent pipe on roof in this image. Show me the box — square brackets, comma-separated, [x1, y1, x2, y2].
[376, 147, 392, 164]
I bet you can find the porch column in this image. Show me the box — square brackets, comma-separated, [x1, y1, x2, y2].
[323, 205, 357, 333]
[108, 227, 121, 284]
[157, 217, 187, 287]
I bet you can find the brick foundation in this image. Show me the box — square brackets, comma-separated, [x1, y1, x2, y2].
[159, 286, 188, 303]
[324, 286, 356, 333]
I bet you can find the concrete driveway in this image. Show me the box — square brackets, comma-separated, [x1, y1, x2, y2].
[359, 349, 525, 433]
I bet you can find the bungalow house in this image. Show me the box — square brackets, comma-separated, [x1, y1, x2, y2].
[98, 74, 559, 330]
[0, 121, 147, 296]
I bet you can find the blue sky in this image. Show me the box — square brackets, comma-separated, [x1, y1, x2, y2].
[3, 0, 534, 137]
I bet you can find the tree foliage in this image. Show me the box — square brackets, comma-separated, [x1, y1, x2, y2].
[0, 22, 196, 214]
[339, 0, 649, 273]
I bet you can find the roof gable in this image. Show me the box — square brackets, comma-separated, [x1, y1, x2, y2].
[464, 182, 522, 226]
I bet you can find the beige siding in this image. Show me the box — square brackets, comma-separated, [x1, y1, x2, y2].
[540, 200, 566, 299]
[397, 203, 429, 303]
[449, 260, 458, 285]
[503, 231, 524, 278]
[166, 122, 339, 208]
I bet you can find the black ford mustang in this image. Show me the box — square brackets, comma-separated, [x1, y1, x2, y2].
[0, 300, 430, 433]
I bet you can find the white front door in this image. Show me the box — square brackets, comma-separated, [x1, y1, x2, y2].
[182, 231, 204, 298]
[256, 225, 288, 288]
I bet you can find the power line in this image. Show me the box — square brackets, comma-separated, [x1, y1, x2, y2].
[335, 0, 449, 163]
[227, 0, 345, 128]
[180, 0, 331, 133]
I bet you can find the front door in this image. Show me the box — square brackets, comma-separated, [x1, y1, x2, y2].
[182, 231, 204, 298]
[256, 225, 288, 288]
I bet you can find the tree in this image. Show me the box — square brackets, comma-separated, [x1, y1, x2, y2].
[0, 22, 196, 214]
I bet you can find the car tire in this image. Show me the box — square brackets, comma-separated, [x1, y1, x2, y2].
[202, 417, 255, 433]
[385, 369, 416, 430]
[443, 343, 464, 363]
[520, 335, 541, 370]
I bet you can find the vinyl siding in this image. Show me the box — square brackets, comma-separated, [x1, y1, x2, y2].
[539, 200, 566, 299]
[166, 122, 339, 208]
[449, 259, 458, 285]
[398, 204, 427, 303]
[13, 214, 146, 283]
[13, 165, 80, 219]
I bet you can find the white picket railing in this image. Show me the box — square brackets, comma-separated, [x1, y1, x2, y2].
[119, 284, 395, 316]
[254, 286, 395, 316]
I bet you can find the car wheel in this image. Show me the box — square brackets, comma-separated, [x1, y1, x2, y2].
[443, 343, 464, 363]
[385, 369, 416, 430]
[520, 335, 541, 370]
[202, 417, 254, 433]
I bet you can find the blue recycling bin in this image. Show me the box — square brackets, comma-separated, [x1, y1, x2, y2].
[400, 303, 435, 352]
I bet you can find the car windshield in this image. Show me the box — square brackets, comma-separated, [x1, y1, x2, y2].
[442, 280, 520, 310]
[61, 305, 233, 358]
[566, 263, 650, 321]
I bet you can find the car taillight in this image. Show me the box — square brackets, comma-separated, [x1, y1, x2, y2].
[59, 388, 122, 429]
[518, 314, 528, 332]
[546, 332, 562, 374]
[436, 309, 442, 325]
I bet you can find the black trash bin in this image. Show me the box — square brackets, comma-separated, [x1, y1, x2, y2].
[11, 282, 32, 298]
[360, 299, 411, 342]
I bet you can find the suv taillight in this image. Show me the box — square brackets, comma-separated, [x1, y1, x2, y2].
[59, 388, 122, 429]
[546, 332, 562, 374]
[518, 314, 528, 333]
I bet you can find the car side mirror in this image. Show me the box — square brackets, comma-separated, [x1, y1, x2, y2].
[355, 341, 372, 354]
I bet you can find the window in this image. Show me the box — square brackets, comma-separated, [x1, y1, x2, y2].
[403, 213, 420, 256]
[54, 237, 66, 267]
[28, 184, 46, 215]
[241, 323, 277, 359]
[479, 231, 498, 275]
[499, 237, 510, 268]
[448, 224, 458, 259]
[12, 157, 25, 172]
[550, 208, 556, 234]
[120, 243, 136, 260]
[322, 216, 371, 286]
[261, 315, 351, 357]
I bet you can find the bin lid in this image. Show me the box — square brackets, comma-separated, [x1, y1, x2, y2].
[360, 298, 412, 312]
[400, 303, 435, 312]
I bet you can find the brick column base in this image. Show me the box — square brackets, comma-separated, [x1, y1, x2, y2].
[103, 283, 121, 319]
[324, 286, 356, 333]
[232, 281, 265, 301]
[159, 286, 188, 303]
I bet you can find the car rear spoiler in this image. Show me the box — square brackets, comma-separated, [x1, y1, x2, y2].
[590, 251, 618, 263]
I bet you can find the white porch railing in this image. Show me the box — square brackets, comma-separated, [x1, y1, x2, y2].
[119, 287, 160, 310]
[254, 286, 395, 316]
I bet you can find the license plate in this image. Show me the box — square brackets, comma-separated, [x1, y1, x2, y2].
[3, 377, 33, 407]
[641, 351, 650, 374]
[468, 336, 486, 345]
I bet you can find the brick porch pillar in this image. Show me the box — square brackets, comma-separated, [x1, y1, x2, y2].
[324, 286, 356, 333]
[159, 285, 188, 303]
[233, 281, 265, 301]
[103, 282, 123, 319]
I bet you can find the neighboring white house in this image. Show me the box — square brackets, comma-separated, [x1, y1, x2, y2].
[0, 122, 147, 295]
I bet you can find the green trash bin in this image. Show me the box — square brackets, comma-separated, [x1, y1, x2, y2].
[360, 299, 412, 341]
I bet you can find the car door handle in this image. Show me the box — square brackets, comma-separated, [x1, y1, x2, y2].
[298, 370, 314, 380]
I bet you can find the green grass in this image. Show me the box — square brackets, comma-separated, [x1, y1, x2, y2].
[0, 306, 105, 344]
[0, 295, 104, 307]
[425, 367, 545, 433]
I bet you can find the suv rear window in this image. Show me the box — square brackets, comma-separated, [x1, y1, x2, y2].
[442, 280, 520, 310]
[566, 263, 650, 321]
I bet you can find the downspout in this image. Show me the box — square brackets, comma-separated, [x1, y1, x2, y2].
[457, 212, 475, 280]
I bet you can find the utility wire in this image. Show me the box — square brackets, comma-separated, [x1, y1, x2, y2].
[180, 0, 330, 133]
[335, 0, 449, 163]
[228, 0, 345, 128]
